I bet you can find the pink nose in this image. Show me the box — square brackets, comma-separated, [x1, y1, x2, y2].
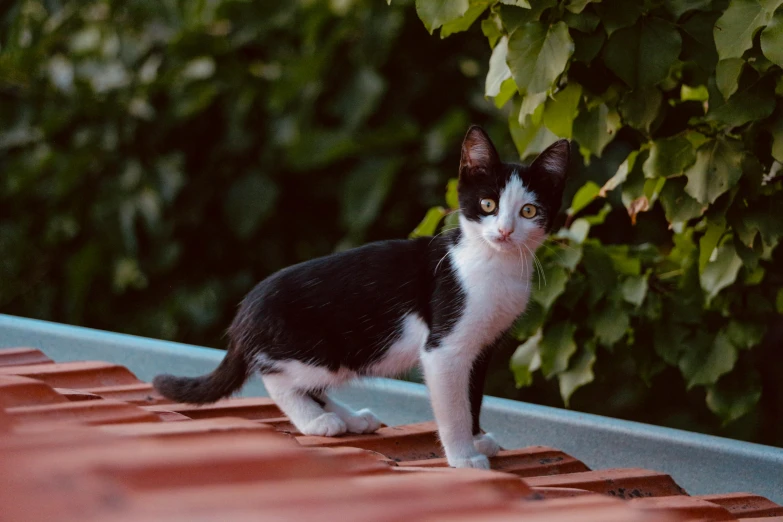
[498, 228, 513, 240]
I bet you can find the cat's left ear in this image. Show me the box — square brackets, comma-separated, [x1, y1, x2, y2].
[530, 139, 570, 187]
[460, 125, 501, 175]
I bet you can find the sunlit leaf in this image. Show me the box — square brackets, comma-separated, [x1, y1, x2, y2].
[415, 0, 470, 33]
[558, 346, 596, 406]
[507, 21, 574, 95]
[684, 138, 744, 205]
[540, 321, 577, 377]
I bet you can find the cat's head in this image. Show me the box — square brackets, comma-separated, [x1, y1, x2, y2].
[457, 125, 570, 253]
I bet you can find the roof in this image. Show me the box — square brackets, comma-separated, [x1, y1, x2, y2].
[1, 344, 782, 521]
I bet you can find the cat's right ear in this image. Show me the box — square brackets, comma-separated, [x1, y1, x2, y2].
[460, 125, 500, 176]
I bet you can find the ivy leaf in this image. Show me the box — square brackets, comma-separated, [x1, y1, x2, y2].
[680, 330, 738, 388]
[482, 12, 504, 48]
[619, 87, 662, 134]
[706, 367, 762, 425]
[564, 0, 599, 13]
[700, 242, 743, 301]
[542, 83, 582, 138]
[698, 218, 726, 273]
[511, 329, 542, 388]
[760, 12, 783, 67]
[621, 274, 648, 306]
[507, 21, 574, 95]
[558, 346, 596, 406]
[725, 320, 766, 350]
[572, 103, 620, 158]
[594, 0, 644, 35]
[664, 0, 713, 19]
[707, 75, 777, 127]
[643, 135, 696, 179]
[532, 263, 569, 309]
[684, 139, 743, 205]
[713, 0, 783, 61]
[540, 321, 578, 377]
[659, 177, 705, 223]
[572, 28, 607, 63]
[592, 303, 629, 346]
[486, 36, 513, 97]
[445, 179, 459, 209]
[223, 174, 279, 239]
[441, 0, 492, 38]
[497, 1, 555, 33]
[603, 18, 682, 88]
[681, 10, 721, 74]
[770, 113, 783, 162]
[654, 321, 689, 366]
[499, 0, 532, 6]
[715, 58, 745, 100]
[415, 0, 470, 34]
[410, 207, 446, 238]
[567, 181, 600, 216]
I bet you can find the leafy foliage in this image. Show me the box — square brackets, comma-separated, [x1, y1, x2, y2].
[411, 0, 783, 434]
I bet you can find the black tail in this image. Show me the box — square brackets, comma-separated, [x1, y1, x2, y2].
[152, 344, 249, 404]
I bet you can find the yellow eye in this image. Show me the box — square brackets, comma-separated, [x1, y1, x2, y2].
[479, 198, 497, 213]
[521, 204, 537, 218]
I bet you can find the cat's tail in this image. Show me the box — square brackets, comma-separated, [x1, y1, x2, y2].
[152, 342, 249, 404]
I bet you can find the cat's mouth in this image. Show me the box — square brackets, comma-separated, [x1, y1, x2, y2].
[485, 235, 519, 253]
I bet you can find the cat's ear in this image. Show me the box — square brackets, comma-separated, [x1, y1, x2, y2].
[530, 139, 570, 186]
[460, 125, 500, 175]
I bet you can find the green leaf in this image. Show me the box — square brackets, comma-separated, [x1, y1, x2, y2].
[415, 0, 470, 34]
[655, 321, 689, 366]
[594, 0, 644, 35]
[643, 135, 696, 179]
[446, 179, 459, 209]
[223, 174, 279, 239]
[486, 36, 513, 97]
[410, 207, 447, 238]
[698, 218, 726, 273]
[532, 263, 569, 309]
[664, 0, 712, 19]
[725, 320, 766, 349]
[567, 181, 600, 216]
[494, 77, 518, 108]
[542, 83, 582, 138]
[715, 58, 745, 100]
[558, 347, 596, 406]
[511, 329, 542, 387]
[553, 243, 583, 270]
[342, 158, 401, 233]
[700, 242, 743, 301]
[684, 139, 744, 205]
[500, 0, 532, 6]
[706, 367, 762, 425]
[680, 331, 738, 388]
[441, 0, 492, 37]
[659, 177, 705, 223]
[572, 28, 607, 63]
[603, 18, 682, 88]
[619, 87, 662, 134]
[482, 12, 504, 48]
[707, 75, 777, 127]
[540, 321, 578, 377]
[760, 12, 783, 67]
[507, 21, 574, 95]
[770, 113, 783, 162]
[621, 274, 648, 306]
[564, 0, 600, 13]
[563, 10, 601, 32]
[599, 150, 637, 196]
[572, 103, 619, 158]
[592, 303, 629, 346]
[681, 84, 710, 101]
[497, 0, 555, 33]
[713, 0, 783, 61]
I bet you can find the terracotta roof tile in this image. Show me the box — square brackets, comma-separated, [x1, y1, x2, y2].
[1, 346, 781, 522]
[0, 347, 53, 367]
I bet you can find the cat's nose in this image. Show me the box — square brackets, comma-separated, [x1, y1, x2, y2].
[497, 227, 513, 240]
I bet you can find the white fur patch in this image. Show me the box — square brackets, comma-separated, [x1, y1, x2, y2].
[366, 312, 428, 377]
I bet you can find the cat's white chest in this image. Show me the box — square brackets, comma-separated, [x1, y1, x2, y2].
[451, 242, 532, 349]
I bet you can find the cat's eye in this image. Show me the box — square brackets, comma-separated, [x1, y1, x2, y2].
[520, 204, 538, 218]
[479, 198, 497, 214]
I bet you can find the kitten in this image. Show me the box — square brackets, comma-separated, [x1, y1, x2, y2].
[153, 126, 570, 469]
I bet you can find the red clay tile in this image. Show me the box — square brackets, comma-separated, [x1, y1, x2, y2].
[526, 487, 596, 499]
[630, 495, 736, 520]
[82, 383, 168, 404]
[6, 398, 161, 427]
[398, 446, 590, 476]
[0, 361, 142, 388]
[98, 417, 280, 439]
[0, 347, 53, 367]
[0, 375, 68, 407]
[54, 388, 104, 401]
[524, 468, 687, 498]
[738, 518, 783, 522]
[297, 421, 443, 461]
[697, 492, 783, 518]
[145, 396, 284, 421]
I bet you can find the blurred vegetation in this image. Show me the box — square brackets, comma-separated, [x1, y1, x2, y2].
[411, 0, 783, 447]
[1, 0, 781, 446]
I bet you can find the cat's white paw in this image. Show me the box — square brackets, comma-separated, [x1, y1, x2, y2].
[343, 409, 383, 434]
[448, 453, 491, 470]
[301, 412, 347, 437]
[473, 432, 501, 457]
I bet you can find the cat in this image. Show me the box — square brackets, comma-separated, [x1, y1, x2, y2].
[153, 126, 570, 469]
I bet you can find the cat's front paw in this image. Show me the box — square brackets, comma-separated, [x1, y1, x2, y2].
[473, 432, 501, 457]
[448, 453, 491, 470]
[343, 409, 383, 434]
[301, 412, 347, 437]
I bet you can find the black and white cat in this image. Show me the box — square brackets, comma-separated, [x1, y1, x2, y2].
[153, 126, 570, 469]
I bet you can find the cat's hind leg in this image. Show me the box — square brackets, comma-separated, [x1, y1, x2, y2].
[262, 373, 347, 436]
[315, 393, 383, 434]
